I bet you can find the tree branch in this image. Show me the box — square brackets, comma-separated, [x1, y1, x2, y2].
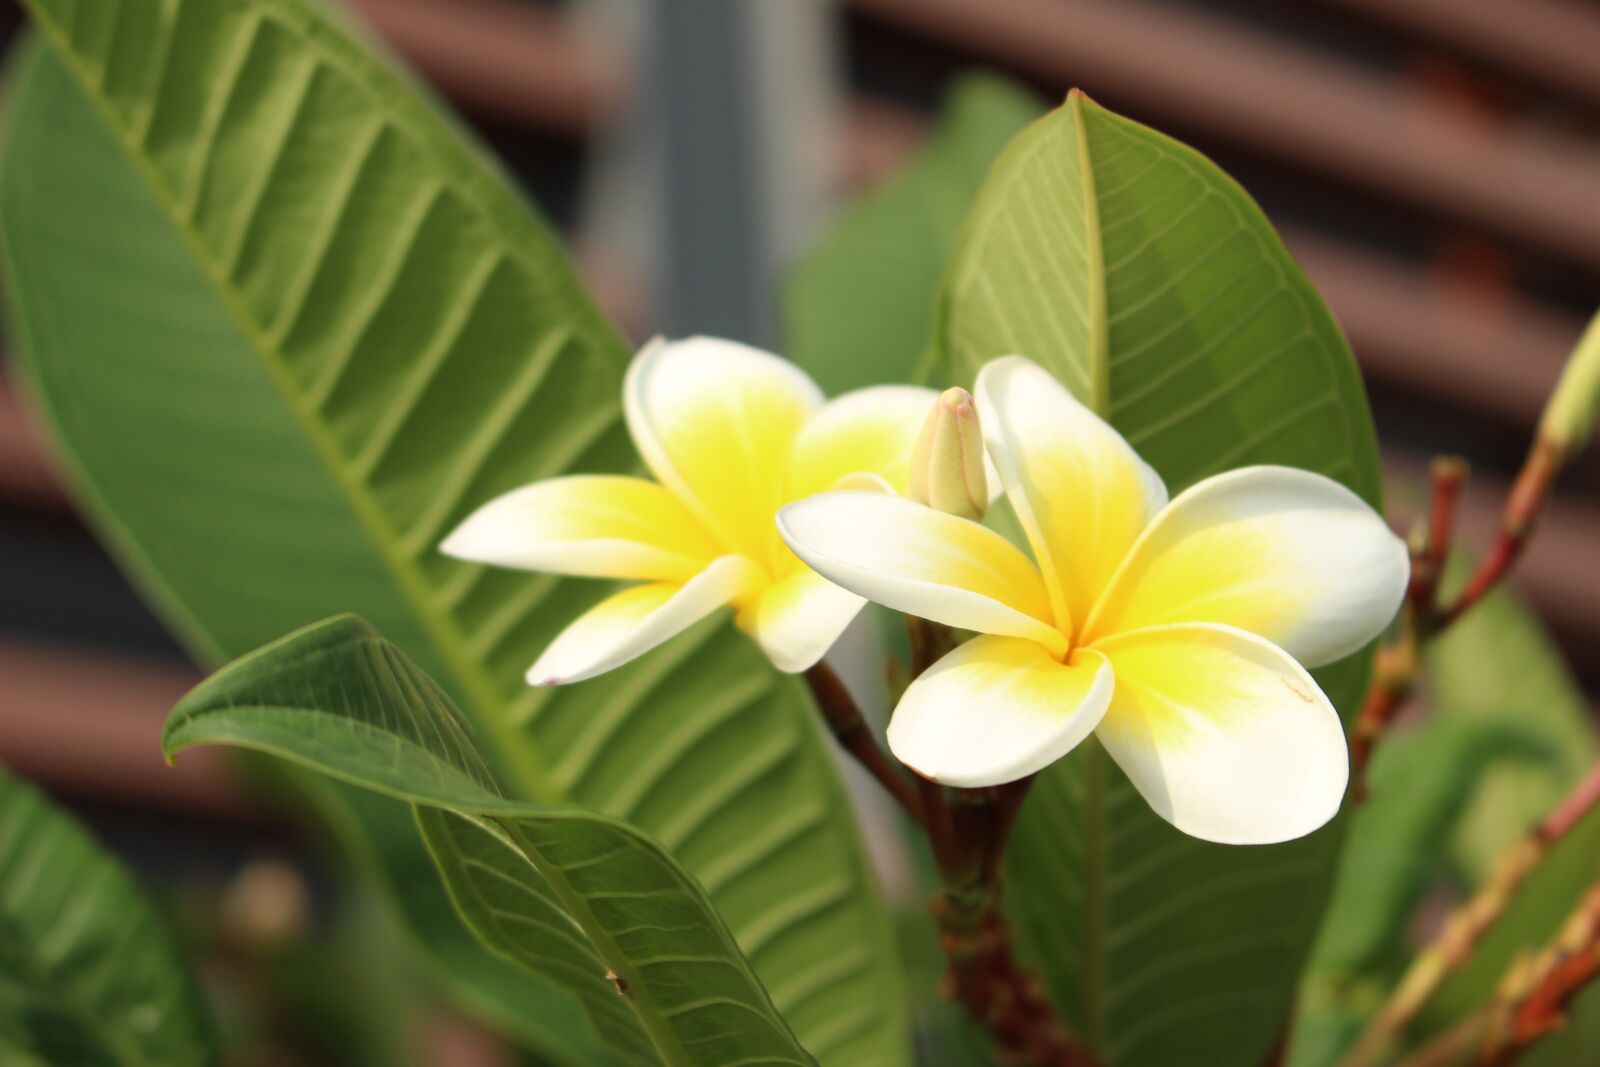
[802, 660, 923, 824]
[1352, 432, 1565, 795]
[1476, 882, 1600, 1065]
[1435, 437, 1562, 630]
[1340, 758, 1600, 1067]
[1392, 879, 1600, 1067]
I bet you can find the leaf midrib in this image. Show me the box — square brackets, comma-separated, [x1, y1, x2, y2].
[21, 4, 560, 800]
[493, 818, 707, 1067]
[1070, 92, 1112, 1054]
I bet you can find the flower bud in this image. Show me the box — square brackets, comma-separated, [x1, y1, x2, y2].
[908, 387, 988, 521]
[1540, 308, 1600, 457]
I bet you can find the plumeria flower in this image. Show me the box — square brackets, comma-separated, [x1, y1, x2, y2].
[778, 356, 1408, 844]
[441, 337, 941, 683]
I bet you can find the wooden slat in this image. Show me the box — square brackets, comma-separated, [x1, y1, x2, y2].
[344, 0, 622, 130]
[0, 380, 66, 508]
[0, 642, 254, 819]
[851, 0, 1600, 272]
[1316, 0, 1600, 110]
[1280, 227, 1583, 425]
[344, 0, 1600, 272]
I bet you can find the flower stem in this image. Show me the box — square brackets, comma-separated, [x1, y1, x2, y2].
[1476, 882, 1600, 1066]
[1434, 435, 1563, 631]
[929, 886, 1096, 1066]
[900, 617, 1094, 1063]
[1352, 431, 1565, 795]
[802, 660, 923, 824]
[924, 778, 1097, 1066]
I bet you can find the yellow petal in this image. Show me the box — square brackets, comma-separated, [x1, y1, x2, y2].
[888, 636, 1112, 786]
[1093, 623, 1348, 845]
[786, 385, 940, 501]
[777, 491, 1064, 655]
[440, 475, 719, 581]
[527, 556, 763, 686]
[975, 356, 1167, 633]
[736, 566, 866, 673]
[1084, 466, 1409, 667]
[625, 337, 823, 565]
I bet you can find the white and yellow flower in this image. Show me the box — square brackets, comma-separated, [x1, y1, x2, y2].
[778, 356, 1408, 844]
[441, 336, 940, 683]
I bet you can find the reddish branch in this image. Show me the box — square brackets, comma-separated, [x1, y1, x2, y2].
[802, 660, 923, 824]
[1331, 427, 1572, 1067]
[1478, 883, 1600, 1066]
[1389, 884, 1600, 1067]
[922, 776, 1096, 1066]
[1351, 434, 1566, 794]
[804, 649, 1094, 1062]
[1348, 630, 1419, 788]
[1340, 758, 1600, 1067]
[1436, 437, 1562, 630]
[931, 891, 1095, 1066]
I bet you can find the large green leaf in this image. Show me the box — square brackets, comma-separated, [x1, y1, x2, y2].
[936, 92, 1384, 1066]
[0, 5, 904, 1063]
[166, 614, 817, 1067]
[784, 74, 1042, 394]
[0, 766, 216, 1067]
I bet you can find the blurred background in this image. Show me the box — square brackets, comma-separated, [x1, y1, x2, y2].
[1, 0, 1597, 1063]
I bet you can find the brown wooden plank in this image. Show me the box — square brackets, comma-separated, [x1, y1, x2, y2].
[0, 642, 256, 819]
[851, 0, 1600, 272]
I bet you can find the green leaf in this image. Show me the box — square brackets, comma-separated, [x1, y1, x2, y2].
[287, 771, 621, 1065]
[166, 615, 817, 1067]
[937, 92, 1384, 1066]
[0, 6, 905, 1062]
[0, 766, 216, 1067]
[785, 74, 1043, 393]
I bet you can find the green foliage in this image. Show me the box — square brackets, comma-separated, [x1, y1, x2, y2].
[0, 4, 905, 1063]
[785, 74, 1043, 394]
[295, 776, 619, 1064]
[1286, 574, 1600, 1067]
[1418, 586, 1600, 1058]
[166, 614, 819, 1067]
[0, 767, 216, 1067]
[928, 91, 1383, 1066]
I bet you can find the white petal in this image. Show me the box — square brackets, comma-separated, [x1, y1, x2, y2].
[975, 356, 1167, 631]
[1093, 623, 1348, 845]
[440, 475, 718, 581]
[527, 556, 762, 686]
[777, 491, 1064, 655]
[888, 636, 1113, 787]
[625, 336, 823, 565]
[1085, 466, 1409, 667]
[736, 567, 866, 673]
